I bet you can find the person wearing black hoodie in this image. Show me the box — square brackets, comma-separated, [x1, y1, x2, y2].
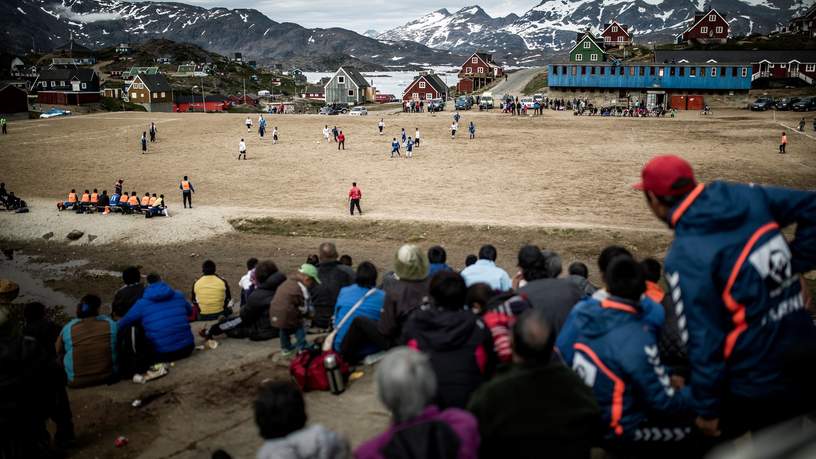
[201, 260, 285, 341]
[310, 242, 354, 330]
[402, 271, 496, 409]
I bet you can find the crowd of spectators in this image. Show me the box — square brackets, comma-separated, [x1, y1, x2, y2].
[0, 182, 28, 212]
[2, 154, 815, 458]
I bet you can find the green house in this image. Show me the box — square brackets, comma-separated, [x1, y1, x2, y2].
[569, 33, 607, 63]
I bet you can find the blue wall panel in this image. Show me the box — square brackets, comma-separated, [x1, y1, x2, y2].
[547, 64, 752, 90]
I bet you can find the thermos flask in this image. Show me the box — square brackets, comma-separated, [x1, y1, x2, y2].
[323, 353, 345, 395]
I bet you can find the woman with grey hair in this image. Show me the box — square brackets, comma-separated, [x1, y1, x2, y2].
[355, 347, 480, 459]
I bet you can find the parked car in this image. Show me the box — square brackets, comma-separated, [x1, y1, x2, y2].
[348, 106, 368, 116]
[455, 95, 473, 110]
[428, 98, 445, 112]
[751, 97, 775, 111]
[792, 97, 816, 112]
[479, 94, 494, 110]
[319, 106, 344, 115]
[39, 108, 71, 118]
[775, 97, 801, 111]
[533, 94, 544, 103]
[520, 97, 535, 109]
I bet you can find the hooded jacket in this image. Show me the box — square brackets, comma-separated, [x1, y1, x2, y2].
[256, 424, 349, 459]
[118, 282, 194, 355]
[556, 295, 692, 440]
[236, 272, 286, 341]
[377, 278, 430, 343]
[269, 278, 308, 330]
[664, 181, 816, 418]
[311, 261, 354, 329]
[403, 307, 495, 409]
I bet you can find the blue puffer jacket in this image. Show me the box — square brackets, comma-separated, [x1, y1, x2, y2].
[118, 281, 194, 354]
[664, 181, 816, 418]
[557, 295, 692, 440]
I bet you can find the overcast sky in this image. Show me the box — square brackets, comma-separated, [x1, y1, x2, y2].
[166, 0, 541, 33]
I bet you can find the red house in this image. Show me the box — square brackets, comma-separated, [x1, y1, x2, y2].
[403, 72, 449, 102]
[601, 21, 631, 47]
[173, 95, 228, 112]
[457, 52, 503, 94]
[677, 9, 729, 45]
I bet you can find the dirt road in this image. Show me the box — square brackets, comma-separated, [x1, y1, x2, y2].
[489, 67, 545, 96]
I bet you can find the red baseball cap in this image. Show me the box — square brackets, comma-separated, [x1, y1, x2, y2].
[633, 155, 697, 196]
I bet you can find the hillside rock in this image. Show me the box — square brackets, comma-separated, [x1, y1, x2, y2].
[66, 230, 84, 241]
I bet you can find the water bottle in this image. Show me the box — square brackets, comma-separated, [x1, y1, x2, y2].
[323, 353, 345, 395]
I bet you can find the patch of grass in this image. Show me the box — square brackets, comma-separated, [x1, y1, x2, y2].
[522, 71, 548, 95]
[100, 96, 147, 112]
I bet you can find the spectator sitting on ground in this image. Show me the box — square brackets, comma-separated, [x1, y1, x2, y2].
[192, 260, 232, 321]
[255, 381, 350, 459]
[556, 257, 700, 456]
[201, 260, 285, 341]
[402, 271, 496, 408]
[57, 189, 78, 211]
[592, 245, 633, 300]
[516, 245, 583, 335]
[112, 266, 144, 319]
[476, 285, 532, 364]
[464, 254, 477, 269]
[269, 264, 320, 356]
[356, 348, 480, 459]
[96, 190, 110, 211]
[428, 245, 452, 276]
[23, 302, 60, 360]
[57, 294, 118, 388]
[460, 244, 512, 291]
[468, 308, 600, 459]
[333, 262, 386, 364]
[641, 258, 689, 380]
[465, 282, 494, 315]
[339, 254, 352, 267]
[118, 273, 195, 367]
[306, 254, 319, 266]
[238, 257, 259, 307]
[311, 242, 355, 331]
[342, 244, 430, 359]
[567, 262, 598, 297]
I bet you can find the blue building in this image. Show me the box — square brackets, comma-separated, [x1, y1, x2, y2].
[547, 63, 752, 109]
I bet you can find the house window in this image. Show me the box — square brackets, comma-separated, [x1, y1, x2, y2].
[618, 36, 624, 42]
[51, 81, 55, 87]
[590, 66, 596, 75]
[466, 67, 472, 73]
[679, 67, 685, 76]
[590, 54, 598, 61]
[412, 92, 418, 99]
[60, 81, 66, 87]
[716, 26, 723, 34]
[807, 64, 815, 72]
[571, 66, 577, 75]
[670, 67, 676, 76]
[640, 66, 645, 76]
[600, 66, 605, 75]
[81, 83, 87, 89]
[472, 57, 478, 63]
[161, 92, 166, 97]
[477, 67, 484, 73]
[605, 36, 611, 42]
[732, 67, 737, 77]
[690, 67, 697, 76]
[575, 54, 583, 61]
[338, 76, 345, 84]
[741, 67, 748, 77]
[658, 67, 664, 77]
[650, 66, 656, 76]
[700, 26, 708, 34]
[619, 66, 624, 75]
[426, 93, 433, 99]
[630, 67, 635, 76]
[711, 67, 717, 77]
[720, 67, 726, 76]
[583, 41, 590, 49]
[780, 63, 787, 69]
[581, 66, 587, 75]
[769, 64, 775, 68]
[418, 81, 426, 89]
[612, 26, 618, 32]
[709, 14, 716, 21]
[348, 89, 354, 96]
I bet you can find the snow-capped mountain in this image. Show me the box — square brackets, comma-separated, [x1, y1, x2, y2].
[378, 6, 525, 57]
[1, 0, 463, 69]
[382, 0, 813, 63]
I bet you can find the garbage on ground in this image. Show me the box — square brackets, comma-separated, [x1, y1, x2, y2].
[206, 339, 219, 350]
[131, 399, 142, 408]
[349, 371, 365, 382]
[114, 436, 128, 448]
[132, 363, 169, 384]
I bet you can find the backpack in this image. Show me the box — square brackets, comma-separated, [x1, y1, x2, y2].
[290, 345, 349, 392]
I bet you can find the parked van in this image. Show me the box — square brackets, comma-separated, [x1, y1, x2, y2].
[479, 92, 494, 110]
[257, 90, 271, 97]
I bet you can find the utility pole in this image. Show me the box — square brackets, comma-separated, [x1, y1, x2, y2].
[243, 77, 246, 105]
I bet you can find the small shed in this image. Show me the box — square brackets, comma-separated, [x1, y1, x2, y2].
[324, 66, 370, 106]
[0, 83, 28, 114]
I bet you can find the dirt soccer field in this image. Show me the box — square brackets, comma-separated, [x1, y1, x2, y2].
[1, 108, 815, 458]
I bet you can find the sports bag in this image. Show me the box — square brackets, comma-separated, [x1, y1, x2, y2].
[290, 345, 349, 392]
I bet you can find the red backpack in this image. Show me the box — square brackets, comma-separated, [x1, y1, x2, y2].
[289, 347, 349, 392]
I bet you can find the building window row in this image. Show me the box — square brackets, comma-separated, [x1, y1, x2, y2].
[551, 65, 749, 78]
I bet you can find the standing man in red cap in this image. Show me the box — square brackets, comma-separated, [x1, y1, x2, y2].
[635, 154, 816, 440]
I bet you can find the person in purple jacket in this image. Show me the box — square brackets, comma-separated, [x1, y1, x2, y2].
[355, 347, 479, 459]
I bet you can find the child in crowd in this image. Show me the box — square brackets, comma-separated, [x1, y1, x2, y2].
[268, 264, 320, 356]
